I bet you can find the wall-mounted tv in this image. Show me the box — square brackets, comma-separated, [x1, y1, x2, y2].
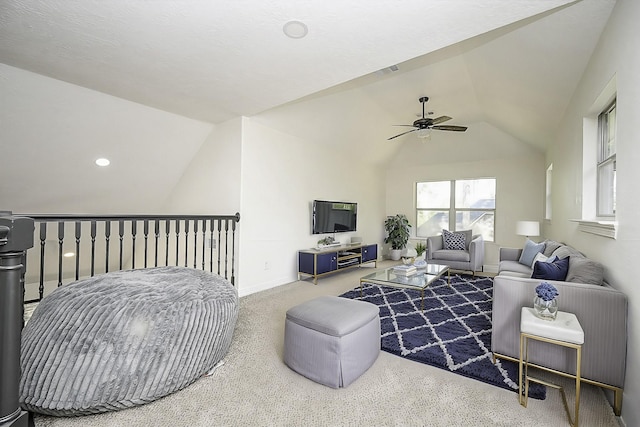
[312, 200, 357, 234]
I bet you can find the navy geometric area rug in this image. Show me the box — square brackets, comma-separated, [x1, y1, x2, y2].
[339, 274, 545, 400]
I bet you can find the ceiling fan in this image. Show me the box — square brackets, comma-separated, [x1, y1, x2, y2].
[387, 96, 468, 140]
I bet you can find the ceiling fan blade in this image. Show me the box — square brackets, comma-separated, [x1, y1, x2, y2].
[387, 128, 418, 140]
[392, 124, 418, 127]
[431, 116, 452, 125]
[431, 125, 468, 132]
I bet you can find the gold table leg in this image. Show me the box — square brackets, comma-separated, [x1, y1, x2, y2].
[519, 333, 525, 406]
[575, 346, 581, 426]
[520, 332, 582, 427]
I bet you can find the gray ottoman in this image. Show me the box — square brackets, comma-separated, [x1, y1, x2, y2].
[284, 295, 380, 388]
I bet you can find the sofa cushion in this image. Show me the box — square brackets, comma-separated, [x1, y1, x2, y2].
[442, 229, 467, 250]
[519, 239, 546, 267]
[531, 256, 569, 281]
[542, 240, 563, 257]
[432, 249, 470, 262]
[566, 256, 604, 285]
[499, 260, 532, 278]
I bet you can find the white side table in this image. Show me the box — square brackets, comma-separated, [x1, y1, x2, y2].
[519, 307, 584, 427]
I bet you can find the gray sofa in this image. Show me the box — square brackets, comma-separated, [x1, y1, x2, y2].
[492, 242, 628, 415]
[426, 232, 484, 274]
[498, 240, 604, 284]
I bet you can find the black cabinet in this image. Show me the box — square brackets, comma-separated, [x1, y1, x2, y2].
[298, 243, 377, 284]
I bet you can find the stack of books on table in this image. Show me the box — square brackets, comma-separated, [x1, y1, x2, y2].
[393, 265, 417, 276]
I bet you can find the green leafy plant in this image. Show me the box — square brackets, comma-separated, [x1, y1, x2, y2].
[415, 241, 427, 257]
[384, 214, 412, 250]
[317, 236, 335, 246]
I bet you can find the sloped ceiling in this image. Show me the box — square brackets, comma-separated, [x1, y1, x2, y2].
[253, 0, 615, 165]
[0, 0, 616, 211]
[1, 0, 593, 126]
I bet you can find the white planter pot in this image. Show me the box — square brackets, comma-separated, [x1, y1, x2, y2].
[390, 249, 402, 261]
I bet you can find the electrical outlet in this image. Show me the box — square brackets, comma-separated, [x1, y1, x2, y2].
[205, 238, 216, 249]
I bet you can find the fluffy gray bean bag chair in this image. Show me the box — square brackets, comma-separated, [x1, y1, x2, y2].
[20, 266, 238, 416]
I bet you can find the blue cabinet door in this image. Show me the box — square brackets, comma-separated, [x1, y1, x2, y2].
[361, 244, 378, 263]
[316, 252, 337, 274]
[298, 252, 315, 275]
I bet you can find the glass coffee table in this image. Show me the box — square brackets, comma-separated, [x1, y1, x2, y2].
[359, 264, 450, 311]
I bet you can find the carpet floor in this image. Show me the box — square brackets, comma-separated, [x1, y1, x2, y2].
[33, 262, 619, 427]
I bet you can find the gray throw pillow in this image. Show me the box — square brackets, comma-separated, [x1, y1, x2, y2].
[566, 256, 604, 285]
[461, 230, 473, 250]
[542, 240, 563, 257]
[518, 239, 546, 267]
[552, 245, 584, 260]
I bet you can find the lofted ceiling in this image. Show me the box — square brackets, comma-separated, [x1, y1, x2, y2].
[252, 0, 615, 162]
[0, 0, 616, 211]
[1, 1, 612, 126]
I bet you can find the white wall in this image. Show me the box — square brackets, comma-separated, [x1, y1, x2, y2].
[161, 115, 386, 296]
[0, 64, 213, 214]
[238, 118, 386, 296]
[156, 120, 243, 284]
[385, 121, 545, 267]
[547, 0, 640, 424]
[162, 118, 242, 214]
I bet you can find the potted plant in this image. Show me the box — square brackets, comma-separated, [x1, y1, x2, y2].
[415, 241, 427, 259]
[317, 236, 334, 246]
[384, 214, 411, 261]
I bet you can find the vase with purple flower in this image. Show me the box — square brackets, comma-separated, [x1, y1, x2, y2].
[534, 281, 559, 320]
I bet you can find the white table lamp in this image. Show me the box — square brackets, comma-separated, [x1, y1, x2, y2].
[516, 221, 540, 238]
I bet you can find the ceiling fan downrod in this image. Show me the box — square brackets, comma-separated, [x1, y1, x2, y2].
[419, 96, 429, 118]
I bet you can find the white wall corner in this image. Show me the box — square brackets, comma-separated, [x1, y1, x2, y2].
[483, 264, 499, 274]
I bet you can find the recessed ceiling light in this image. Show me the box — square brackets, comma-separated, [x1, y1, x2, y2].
[95, 158, 110, 167]
[283, 20, 308, 39]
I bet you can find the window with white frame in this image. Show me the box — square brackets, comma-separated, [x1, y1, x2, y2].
[597, 100, 616, 217]
[545, 164, 552, 220]
[578, 77, 617, 238]
[416, 178, 496, 241]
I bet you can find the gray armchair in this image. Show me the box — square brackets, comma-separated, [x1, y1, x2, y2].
[426, 232, 484, 275]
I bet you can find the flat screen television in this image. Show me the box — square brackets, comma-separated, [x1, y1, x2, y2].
[312, 200, 357, 234]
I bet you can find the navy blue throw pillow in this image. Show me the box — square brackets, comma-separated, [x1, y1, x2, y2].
[531, 256, 570, 281]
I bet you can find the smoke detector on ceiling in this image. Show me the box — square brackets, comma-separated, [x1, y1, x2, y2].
[283, 21, 308, 39]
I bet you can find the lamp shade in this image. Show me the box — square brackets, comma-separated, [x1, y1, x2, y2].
[516, 221, 540, 237]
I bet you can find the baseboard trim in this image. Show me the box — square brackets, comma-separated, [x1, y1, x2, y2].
[483, 264, 498, 273]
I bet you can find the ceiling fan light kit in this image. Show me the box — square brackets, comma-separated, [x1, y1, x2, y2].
[388, 96, 468, 141]
[417, 129, 431, 140]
